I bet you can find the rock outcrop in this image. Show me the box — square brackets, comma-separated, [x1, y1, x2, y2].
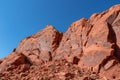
[0, 4, 120, 80]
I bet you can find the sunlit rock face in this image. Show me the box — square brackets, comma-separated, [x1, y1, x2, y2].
[0, 4, 120, 80]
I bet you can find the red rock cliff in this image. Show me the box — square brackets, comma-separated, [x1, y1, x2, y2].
[0, 4, 120, 80]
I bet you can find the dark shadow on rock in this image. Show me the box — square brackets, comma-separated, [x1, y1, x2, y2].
[107, 23, 116, 43]
[107, 23, 120, 61]
[115, 45, 120, 61]
[20, 53, 33, 65]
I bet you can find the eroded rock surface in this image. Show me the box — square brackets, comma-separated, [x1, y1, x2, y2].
[0, 4, 120, 80]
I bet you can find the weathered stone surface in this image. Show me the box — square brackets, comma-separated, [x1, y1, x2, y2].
[16, 25, 62, 64]
[0, 4, 120, 80]
[54, 18, 92, 62]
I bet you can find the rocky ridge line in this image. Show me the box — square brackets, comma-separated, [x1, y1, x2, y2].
[0, 4, 120, 80]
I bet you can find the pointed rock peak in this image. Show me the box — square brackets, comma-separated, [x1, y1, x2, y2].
[45, 24, 57, 31]
[34, 25, 59, 37]
[68, 18, 88, 31]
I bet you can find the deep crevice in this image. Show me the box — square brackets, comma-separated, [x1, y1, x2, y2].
[57, 33, 63, 49]
[107, 23, 116, 43]
[107, 23, 120, 61]
[52, 32, 63, 52]
[52, 32, 63, 58]
[115, 45, 120, 61]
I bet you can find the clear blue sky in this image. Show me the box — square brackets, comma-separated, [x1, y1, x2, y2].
[0, 0, 119, 59]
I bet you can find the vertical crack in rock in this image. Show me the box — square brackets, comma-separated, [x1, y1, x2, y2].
[107, 23, 116, 43]
[52, 32, 63, 52]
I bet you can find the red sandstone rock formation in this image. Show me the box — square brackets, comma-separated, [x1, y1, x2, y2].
[0, 4, 120, 80]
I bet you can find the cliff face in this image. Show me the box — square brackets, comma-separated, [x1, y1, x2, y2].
[0, 4, 120, 80]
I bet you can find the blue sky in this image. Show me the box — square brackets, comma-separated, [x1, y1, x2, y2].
[0, 0, 119, 59]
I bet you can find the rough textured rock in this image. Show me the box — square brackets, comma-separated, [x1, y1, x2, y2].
[16, 25, 62, 64]
[0, 4, 120, 80]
